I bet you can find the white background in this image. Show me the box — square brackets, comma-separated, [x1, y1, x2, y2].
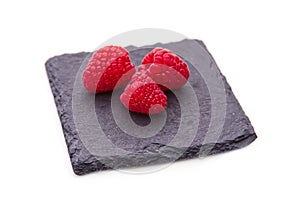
[0, 0, 299, 199]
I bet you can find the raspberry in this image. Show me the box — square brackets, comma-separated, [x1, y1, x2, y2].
[141, 47, 190, 90]
[120, 71, 167, 114]
[82, 46, 135, 93]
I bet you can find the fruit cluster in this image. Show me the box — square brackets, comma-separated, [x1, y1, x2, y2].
[82, 46, 190, 114]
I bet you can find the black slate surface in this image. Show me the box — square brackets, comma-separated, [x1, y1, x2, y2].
[45, 39, 257, 175]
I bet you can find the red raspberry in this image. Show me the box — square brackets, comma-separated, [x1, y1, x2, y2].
[120, 71, 167, 114]
[82, 46, 135, 93]
[141, 47, 190, 90]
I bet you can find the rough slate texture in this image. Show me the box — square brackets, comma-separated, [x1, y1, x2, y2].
[45, 39, 257, 175]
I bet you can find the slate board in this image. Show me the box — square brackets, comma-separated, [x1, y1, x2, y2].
[45, 39, 257, 175]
